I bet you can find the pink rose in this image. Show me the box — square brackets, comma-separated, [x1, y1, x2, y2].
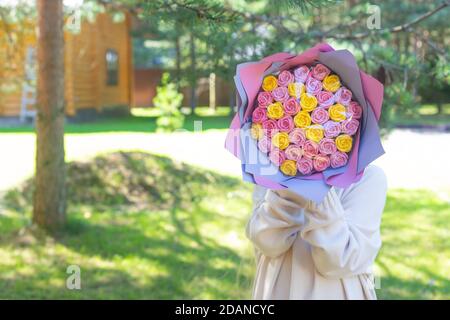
[305, 76, 323, 96]
[313, 154, 330, 171]
[341, 118, 359, 135]
[277, 116, 295, 132]
[285, 145, 303, 161]
[311, 107, 330, 125]
[293, 65, 310, 83]
[269, 148, 286, 166]
[323, 120, 341, 138]
[330, 151, 348, 168]
[262, 119, 278, 137]
[283, 97, 300, 115]
[297, 158, 313, 175]
[311, 63, 331, 81]
[316, 90, 335, 108]
[347, 101, 363, 119]
[257, 91, 273, 107]
[252, 107, 267, 123]
[302, 140, 319, 159]
[334, 87, 352, 106]
[318, 138, 337, 155]
[277, 70, 294, 87]
[288, 128, 306, 146]
[257, 135, 272, 153]
[271, 86, 289, 102]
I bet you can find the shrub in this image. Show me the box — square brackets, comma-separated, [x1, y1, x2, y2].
[153, 73, 184, 132]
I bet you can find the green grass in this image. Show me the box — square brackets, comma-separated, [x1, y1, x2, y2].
[0, 107, 233, 134]
[376, 189, 450, 299]
[394, 103, 450, 127]
[1, 104, 449, 135]
[0, 152, 449, 299]
[0, 151, 254, 299]
[0, 104, 450, 134]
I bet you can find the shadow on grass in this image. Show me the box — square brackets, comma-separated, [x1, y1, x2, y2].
[0, 151, 252, 299]
[0, 207, 253, 299]
[374, 189, 450, 299]
[64, 214, 248, 299]
[2, 153, 449, 299]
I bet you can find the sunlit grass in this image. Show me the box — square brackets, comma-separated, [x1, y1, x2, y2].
[417, 104, 450, 116]
[395, 103, 450, 127]
[0, 152, 448, 299]
[131, 106, 231, 118]
[0, 106, 233, 134]
[376, 189, 450, 299]
[0, 151, 254, 299]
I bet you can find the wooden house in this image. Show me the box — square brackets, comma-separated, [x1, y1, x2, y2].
[0, 12, 133, 119]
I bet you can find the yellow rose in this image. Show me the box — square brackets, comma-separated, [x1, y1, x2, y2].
[323, 74, 341, 92]
[305, 125, 324, 143]
[262, 75, 278, 92]
[300, 93, 318, 112]
[267, 102, 284, 120]
[294, 111, 311, 128]
[329, 103, 347, 122]
[250, 123, 264, 140]
[335, 134, 353, 152]
[280, 160, 297, 176]
[271, 132, 290, 150]
[288, 82, 305, 98]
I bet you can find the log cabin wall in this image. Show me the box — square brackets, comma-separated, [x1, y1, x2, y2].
[133, 68, 234, 108]
[0, 12, 132, 117]
[0, 20, 35, 116]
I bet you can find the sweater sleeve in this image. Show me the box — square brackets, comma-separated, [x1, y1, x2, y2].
[300, 165, 388, 279]
[246, 185, 308, 258]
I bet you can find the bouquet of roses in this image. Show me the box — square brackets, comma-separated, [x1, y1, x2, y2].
[225, 43, 385, 202]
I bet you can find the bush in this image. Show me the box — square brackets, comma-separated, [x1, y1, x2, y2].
[153, 73, 184, 132]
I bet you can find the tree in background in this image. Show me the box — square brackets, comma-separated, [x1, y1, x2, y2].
[33, 0, 66, 231]
[116, 0, 448, 130]
[153, 72, 185, 132]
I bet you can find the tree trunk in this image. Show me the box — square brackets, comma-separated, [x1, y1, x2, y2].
[175, 34, 181, 89]
[189, 32, 197, 112]
[33, 0, 66, 231]
[209, 72, 216, 110]
[437, 102, 443, 115]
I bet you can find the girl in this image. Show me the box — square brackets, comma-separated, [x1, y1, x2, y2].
[246, 165, 387, 300]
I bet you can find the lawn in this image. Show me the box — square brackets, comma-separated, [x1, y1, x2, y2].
[0, 107, 233, 134]
[0, 104, 448, 135]
[394, 103, 450, 128]
[0, 151, 448, 299]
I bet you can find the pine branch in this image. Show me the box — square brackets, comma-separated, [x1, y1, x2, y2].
[328, 1, 450, 40]
[411, 29, 448, 59]
[95, 0, 449, 59]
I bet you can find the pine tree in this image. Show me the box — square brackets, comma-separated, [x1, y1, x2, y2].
[33, 0, 66, 231]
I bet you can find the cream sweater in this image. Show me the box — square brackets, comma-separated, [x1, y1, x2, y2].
[246, 165, 387, 300]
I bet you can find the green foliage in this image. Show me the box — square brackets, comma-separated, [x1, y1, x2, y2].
[152, 73, 185, 132]
[381, 82, 419, 132]
[128, 0, 449, 130]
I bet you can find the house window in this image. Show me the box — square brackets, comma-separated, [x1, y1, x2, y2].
[106, 49, 119, 86]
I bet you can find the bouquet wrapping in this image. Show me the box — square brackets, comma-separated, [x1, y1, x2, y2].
[225, 43, 385, 202]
